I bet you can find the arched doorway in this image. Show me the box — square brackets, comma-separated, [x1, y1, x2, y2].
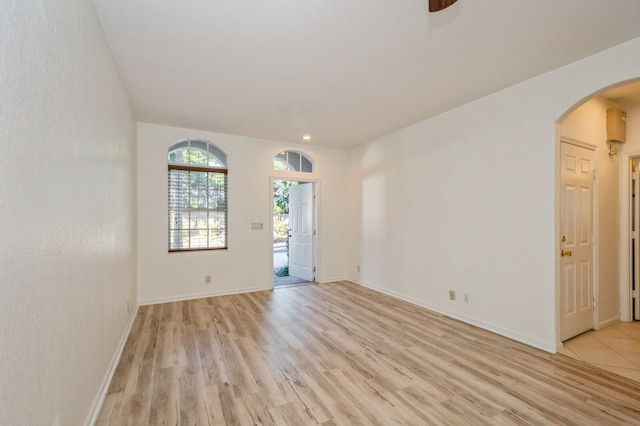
[556, 80, 640, 381]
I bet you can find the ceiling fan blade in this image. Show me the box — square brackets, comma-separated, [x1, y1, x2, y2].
[429, 0, 458, 12]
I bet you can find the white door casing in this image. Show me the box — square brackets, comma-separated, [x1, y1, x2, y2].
[632, 164, 640, 320]
[289, 183, 314, 281]
[560, 142, 595, 341]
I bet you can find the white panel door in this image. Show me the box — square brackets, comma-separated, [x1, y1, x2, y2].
[560, 142, 595, 341]
[289, 183, 314, 281]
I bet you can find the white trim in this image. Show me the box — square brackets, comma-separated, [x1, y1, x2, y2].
[620, 150, 630, 322]
[350, 279, 557, 354]
[316, 275, 348, 284]
[554, 125, 562, 350]
[619, 150, 640, 322]
[84, 306, 139, 426]
[591, 142, 600, 332]
[559, 136, 597, 151]
[598, 315, 620, 330]
[139, 285, 272, 306]
[271, 170, 317, 181]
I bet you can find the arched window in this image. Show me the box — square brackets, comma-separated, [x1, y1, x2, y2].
[168, 139, 227, 251]
[274, 150, 313, 172]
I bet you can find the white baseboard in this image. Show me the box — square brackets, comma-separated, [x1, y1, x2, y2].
[316, 275, 348, 284]
[85, 305, 139, 426]
[597, 315, 620, 330]
[139, 285, 273, 306]
[349, 279, 557, 354]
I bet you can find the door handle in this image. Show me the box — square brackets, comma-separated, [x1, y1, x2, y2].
[561, 249, 572, 257]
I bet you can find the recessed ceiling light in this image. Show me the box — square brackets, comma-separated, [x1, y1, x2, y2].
[302, 135, 311, 141]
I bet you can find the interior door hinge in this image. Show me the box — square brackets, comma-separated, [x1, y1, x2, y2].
[313, 266, 316, 272]
[593, 298, 597, 310]
[592, 169, 597, 179]
[313, 229, 316, 236]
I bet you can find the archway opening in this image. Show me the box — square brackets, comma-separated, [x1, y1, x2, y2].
[556, 79, 640, 382]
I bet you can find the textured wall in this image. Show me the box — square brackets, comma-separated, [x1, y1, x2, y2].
[137, 123, 348, 304]
[626, 102, 640, 152]
[0, 0, 136, 424]
[346, 38, 640, 353]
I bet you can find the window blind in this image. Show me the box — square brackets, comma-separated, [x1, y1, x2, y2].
[168, 166, 228, 251]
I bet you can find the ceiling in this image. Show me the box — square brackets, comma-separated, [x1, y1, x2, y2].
[92, 0, 640, 150]
[602, 82, 640, 107]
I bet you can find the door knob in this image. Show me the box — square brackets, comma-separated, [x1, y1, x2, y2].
[561, 249, 572, 257]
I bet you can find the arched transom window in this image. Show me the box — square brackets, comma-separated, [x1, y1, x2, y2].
[274, 150, 313, 172]
[168, 139, 228, 251]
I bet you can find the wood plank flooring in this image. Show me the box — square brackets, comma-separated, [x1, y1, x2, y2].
[97, 281, 640, 425]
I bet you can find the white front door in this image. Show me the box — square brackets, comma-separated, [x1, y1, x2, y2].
[560, 142, 595, 341]
[289, 183, 314, 281]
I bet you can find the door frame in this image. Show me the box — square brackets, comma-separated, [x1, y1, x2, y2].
[618, 150, 638, 322]
[556, 137, 598, 350]
[270, 176, 319, 287]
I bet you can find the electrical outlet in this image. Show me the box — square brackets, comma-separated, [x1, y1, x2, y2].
[449, 290, 455, 301]
[464, 294, 469, 303]
[357, 265, 361, 273]
[205, 275, 212, 284]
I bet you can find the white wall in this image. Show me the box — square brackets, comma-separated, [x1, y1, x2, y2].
[559, 97, 622, 328]
[137, 123, 348, 303]
[0, 0, 136, 424]
[346, 37, 640, 352]
[623, 102, 640, 152]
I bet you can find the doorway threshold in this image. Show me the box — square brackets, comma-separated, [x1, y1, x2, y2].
[274, 275, 311, 288]
[558, 321, 640, 383]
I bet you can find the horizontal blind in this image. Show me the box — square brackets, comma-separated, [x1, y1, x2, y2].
[168, 166, 228, 251]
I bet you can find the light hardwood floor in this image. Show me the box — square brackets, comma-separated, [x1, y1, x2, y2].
[97, 281, 640, 425]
